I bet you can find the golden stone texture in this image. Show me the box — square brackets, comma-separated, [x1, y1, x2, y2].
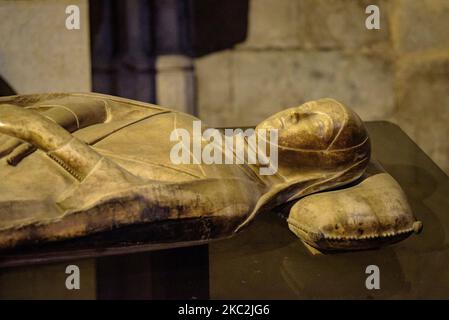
[0, 93, 421, 253]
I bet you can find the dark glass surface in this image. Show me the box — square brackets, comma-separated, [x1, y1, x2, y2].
[209, 121, 449, 299]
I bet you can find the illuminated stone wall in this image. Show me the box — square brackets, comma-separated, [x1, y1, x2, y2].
[0, 0, 91, 93]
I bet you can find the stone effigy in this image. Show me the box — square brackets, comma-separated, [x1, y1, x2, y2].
[0, 93, 422, 253]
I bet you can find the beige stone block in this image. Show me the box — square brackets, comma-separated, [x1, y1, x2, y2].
[196, 50, 395, 127]
[393, 54, 449, 175]
[298, 0, 390, 50]
[156, 55, 195, 114]
[0, 0, 91, 93]
[393, 0, 449, 53]
[195, 51, 234, 126]
[239, 0, 390, 50]
[240, 0, 302, 49]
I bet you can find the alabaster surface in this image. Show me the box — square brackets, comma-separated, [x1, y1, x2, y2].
[0, 93, 421, 253]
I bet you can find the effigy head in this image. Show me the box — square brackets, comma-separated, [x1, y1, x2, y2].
[253, 99, 423, 253]
[256, 98, 370, 176]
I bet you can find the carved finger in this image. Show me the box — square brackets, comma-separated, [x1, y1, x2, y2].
[0, 137, 22, 158]
[0, 104, 103, 180]
[6, 143, 36, 166]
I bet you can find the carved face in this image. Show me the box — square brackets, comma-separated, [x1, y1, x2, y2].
[258, 108, 335, 150]
[256, 99, 371, 173]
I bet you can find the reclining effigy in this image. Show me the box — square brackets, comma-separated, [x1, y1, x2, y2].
[0, 93, 422, 253]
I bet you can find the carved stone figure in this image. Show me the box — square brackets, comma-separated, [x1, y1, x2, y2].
[0, 93, 422, 253]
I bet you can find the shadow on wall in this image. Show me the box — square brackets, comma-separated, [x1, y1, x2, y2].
[89, 0, 249, 101]
[190, 0, 249, 57]
[0, 76, 16, 96]
[89, 0, 250, 60]
[89, 0, 155, 102]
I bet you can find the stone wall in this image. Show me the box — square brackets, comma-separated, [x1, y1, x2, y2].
[195, 0, 449, 175]
[0, 0, 91, 93]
